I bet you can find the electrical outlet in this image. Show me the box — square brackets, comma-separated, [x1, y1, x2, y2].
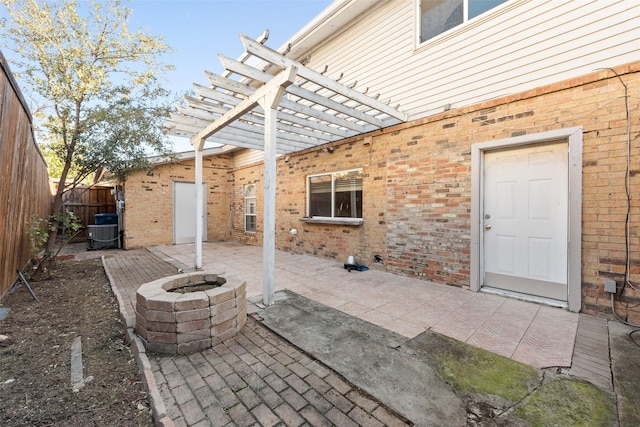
[604, 279, 617, 293]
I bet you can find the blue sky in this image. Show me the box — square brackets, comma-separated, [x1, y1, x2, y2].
[2, 0, 333, 152]
[130, 0, 331, 92]
[129, 0, 333, 151]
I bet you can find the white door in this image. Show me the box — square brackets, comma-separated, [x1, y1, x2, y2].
[173, 182, 207, 244]
[482, 142, 568, 301]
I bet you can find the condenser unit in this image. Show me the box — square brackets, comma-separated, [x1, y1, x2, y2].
[87, 224, 118, 250]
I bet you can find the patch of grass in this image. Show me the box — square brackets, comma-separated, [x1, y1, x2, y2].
[515, 376, 617, 426]
[437, 341, 540, 401]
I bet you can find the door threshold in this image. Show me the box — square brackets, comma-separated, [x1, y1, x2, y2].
[480, 286, 568, 309]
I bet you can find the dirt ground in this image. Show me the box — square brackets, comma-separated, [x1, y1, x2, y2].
[0, 259, 153, 426]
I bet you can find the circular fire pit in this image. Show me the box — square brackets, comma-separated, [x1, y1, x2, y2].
[135, 272, 247, 355]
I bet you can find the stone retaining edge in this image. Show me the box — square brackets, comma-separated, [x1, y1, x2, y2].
[102, 256, 173, 427]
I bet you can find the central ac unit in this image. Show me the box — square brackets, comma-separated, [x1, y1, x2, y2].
[87, 224, 118, 250]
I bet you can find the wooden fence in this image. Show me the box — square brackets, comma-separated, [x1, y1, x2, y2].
[0, 50, 52, 299]
[57, 185, 117, 240]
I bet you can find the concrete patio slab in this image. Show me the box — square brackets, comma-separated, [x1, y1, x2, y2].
[154, 241, 579, 369]
[258, 290, 467, 426]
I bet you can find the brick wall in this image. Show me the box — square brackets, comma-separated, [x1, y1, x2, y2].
[125, 61, 640, 323]
[227, 62, 640, 322]
[231, 141, 389, 268]
[124, 155, 232, 248]
[376, 63, 639, 322]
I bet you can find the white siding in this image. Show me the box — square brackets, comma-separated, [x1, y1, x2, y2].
[297, 0, 640, 119]
[233, 149, 265, 168]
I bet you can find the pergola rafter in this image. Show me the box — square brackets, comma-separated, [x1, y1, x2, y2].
[163, 33, 407, 306]
[165, 34, 406, 154]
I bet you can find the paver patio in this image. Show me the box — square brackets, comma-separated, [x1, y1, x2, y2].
[97, 241, 623, 426]
[152, 241, 579, 369]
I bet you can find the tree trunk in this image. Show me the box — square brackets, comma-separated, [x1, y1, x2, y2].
[46, 104, 80, 253]
[45, 181, 65, 253]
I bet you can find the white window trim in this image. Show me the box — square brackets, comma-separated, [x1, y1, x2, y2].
[244, 184, 257, 233]
[306, 168, 363, 222]
[470, 127, 583, 312]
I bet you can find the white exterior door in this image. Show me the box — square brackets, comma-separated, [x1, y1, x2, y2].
[173, 182, 207, 244]
[482, 142, 568, 301]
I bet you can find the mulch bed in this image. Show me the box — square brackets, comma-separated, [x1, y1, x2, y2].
[0, 259, 153, 426]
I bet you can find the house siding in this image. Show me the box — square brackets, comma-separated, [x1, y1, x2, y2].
[296, 0, 640, 120]
[233, 148, 264, 168]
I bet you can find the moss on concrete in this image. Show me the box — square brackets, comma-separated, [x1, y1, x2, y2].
[437, 341, 540, 401]
[515, 376, 617, 426]
[406, 325, 620, 425]
[427, 336, 616, 426]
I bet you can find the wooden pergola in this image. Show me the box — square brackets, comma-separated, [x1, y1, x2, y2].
[164, 33, 407, 306]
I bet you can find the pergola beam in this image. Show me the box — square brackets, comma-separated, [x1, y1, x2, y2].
[195, 78, 368, 137]
[176, 105, 335, 144]
[278, 97, 374, 133]
[219, 55, 273, 85]
[166, 119, 311, 154]
[218, 55, 387, 128]
[191, 66, 299, 150]
[285, 84, 387, 128]
[172, 34, 407, 155]
[185, 95, 354, 140]
[218, 55, 383, 133]
[170, 116, 320, 152]
[205, 70, 254, 96]
[240, 33, 408, 122]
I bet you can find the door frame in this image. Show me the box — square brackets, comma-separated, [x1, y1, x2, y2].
[470, 127, 583, 312]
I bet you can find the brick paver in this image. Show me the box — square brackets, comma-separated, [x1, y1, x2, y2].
[103, 249, 409, 425]
[150, 316, 410, 426]
[102, 244, 608, 425]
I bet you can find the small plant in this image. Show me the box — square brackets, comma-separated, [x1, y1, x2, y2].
[27, 214, 51, 261]
[26, 211, 83, 279]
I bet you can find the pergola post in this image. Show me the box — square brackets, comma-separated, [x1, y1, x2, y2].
[258, 89, 285, 306]
[194, 143, 204, 269]
[170, 43, 407, 304]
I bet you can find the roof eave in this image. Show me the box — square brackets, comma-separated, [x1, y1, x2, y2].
[146, 145, 240, 165]
[277, 0, 383, 60]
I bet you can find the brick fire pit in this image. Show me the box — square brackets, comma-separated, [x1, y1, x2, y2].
[135, 272, 247, 355]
